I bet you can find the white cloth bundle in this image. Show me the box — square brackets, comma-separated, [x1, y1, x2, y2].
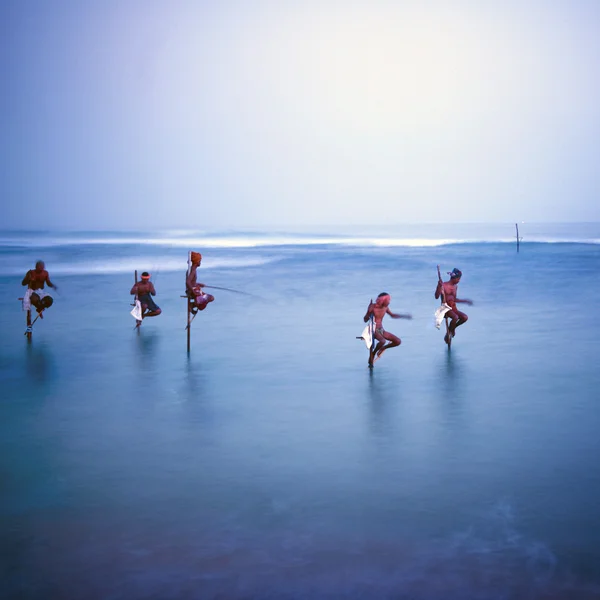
[358, 317, 375, 349]
[434, 303, 452, 329]
[130, 300, 143, 321]
[22, 288, 50, 311]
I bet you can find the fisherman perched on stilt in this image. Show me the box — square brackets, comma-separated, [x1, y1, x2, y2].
[130, 272, 161, 327]
[22, 260, 57, 318]
[186, 252, 214, 314]
[363, 293, 412, 368]
[434, 268, 473, 345]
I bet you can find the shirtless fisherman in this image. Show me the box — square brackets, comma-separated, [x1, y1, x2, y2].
[434, 268, 473, 344]
[363, 293, 412, 368]
[21, 260, 58, 317]
[186, 252, 214, 314]
[130, 272, 161, 326]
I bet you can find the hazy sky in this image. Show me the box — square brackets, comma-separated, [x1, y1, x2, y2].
[2, 0, 599, 230]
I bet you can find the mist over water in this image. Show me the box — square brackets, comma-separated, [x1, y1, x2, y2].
[1, 224, 599, 599]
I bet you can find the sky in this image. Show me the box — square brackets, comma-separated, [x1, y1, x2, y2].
[1, 0, 599, 230]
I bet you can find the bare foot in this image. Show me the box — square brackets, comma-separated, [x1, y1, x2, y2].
[37, 310, 44, 319]
[373, 348, 386, 363]
[135, 320, 142, 328]
[368, 349, 374, 368]
[444, 333, 450, 345]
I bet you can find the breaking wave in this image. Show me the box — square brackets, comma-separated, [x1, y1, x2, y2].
[1, 232, 599, 249]
[0, 256, 277, 277]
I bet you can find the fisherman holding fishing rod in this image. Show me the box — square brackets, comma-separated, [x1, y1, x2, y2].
[186, 252, 215, 314]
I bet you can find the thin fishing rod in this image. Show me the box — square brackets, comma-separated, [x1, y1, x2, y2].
[202, 284, 263, 299]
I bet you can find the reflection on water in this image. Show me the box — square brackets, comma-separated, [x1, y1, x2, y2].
[182, 354, 205, 403]
[25, 342, 55, 387]
[176, 355, 217, 426]
[133, 329, 159, 376]
[366, 370, 398, 438]
[181, 352, 201, 386]
[135, 329, 159, 356]
[438, 349, 465, 403]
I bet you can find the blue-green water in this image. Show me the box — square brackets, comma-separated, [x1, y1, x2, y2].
[1, 224, 599, 599]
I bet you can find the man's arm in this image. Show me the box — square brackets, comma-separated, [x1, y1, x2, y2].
[46, 274, 57, 290]
[130, 283, 138, 295]
[22, 271, 31, 286]
[434, 281, 443, 299]
[387, 308, 413, 320]
[149, 282, 156, 296]
[456, 297, 473, 306]
[363, 300, 374, 322]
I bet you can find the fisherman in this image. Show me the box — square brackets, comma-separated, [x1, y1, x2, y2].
[21, 260, 57, 317]
[434, 268, 473, 344]
[186, 252, 214, 314]
[363, 293, 412, 368]
[130, 272, 161, 326]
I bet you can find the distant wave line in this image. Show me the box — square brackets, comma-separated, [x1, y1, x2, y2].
[1, 235, 599, 249]
[0, 256, 275, 277]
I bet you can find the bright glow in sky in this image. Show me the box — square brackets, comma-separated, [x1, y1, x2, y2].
[2, 0, 599, 229]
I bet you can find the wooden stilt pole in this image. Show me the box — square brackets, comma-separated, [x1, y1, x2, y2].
[187, 307, 191, 352]
[133, 270, 141, 330]
[515, 223, 520, 252]
[437, 265, 451, 350]
[19, 296, 33, 340]
[26, 307, 32, 340]
[186, 252, 191, 353]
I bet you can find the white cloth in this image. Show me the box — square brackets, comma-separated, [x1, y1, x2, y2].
[22, 288, 50, 311]
[130, 299, 143, 321]
[358, 317, 375, 349]
[434, 303, 451, 329]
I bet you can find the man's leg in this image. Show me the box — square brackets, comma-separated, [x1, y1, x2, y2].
[368, 347, 376, 368]
[30, 292, 44, 317]
[142, 296, 161, 318]
[196, 293, 215, 311]
[375, 332, 401, 361]
[371, 331, 386, 365]
[445, 309, 459, 342]
[449, 310, 468, 337]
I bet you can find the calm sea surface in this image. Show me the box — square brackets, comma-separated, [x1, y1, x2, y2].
[1, 224, 599, 599]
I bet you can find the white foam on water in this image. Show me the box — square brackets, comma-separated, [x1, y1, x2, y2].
[1, 233, 598, 249]
[0, 256, 277, 277]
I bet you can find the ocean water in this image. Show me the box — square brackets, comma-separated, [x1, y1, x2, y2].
[1, 223, 599, 599]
